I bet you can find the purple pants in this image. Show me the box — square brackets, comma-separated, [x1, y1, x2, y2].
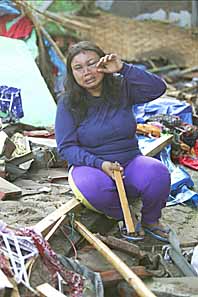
[69, 155, 171, 224]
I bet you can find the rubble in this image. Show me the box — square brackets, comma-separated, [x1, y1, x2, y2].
[0, 1, 198, 296]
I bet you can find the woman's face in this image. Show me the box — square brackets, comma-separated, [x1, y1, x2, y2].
[71, 50, 104, 96]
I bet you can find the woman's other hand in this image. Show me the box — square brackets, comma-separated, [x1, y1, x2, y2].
[102, 161, 124, 180]
[96, 54, 123, 74]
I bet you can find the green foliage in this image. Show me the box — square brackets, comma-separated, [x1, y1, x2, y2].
[28, 0, 81, 13]
[48, 0, 81, 13]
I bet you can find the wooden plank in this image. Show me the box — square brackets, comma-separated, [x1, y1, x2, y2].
[142, 134, 173, 157]
[114, 170, 135, 234]
[45, 215, 66, 241]
[0, 177, 22, 199]
[96, 234, 145, 258]
[36, 283, 66, 297]
[74, 220, 156, 297]
[101, 266, 153, 286]
[34, 198, 81, 234]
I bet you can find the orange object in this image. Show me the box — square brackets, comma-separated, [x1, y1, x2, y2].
[136, 124, 161, 137]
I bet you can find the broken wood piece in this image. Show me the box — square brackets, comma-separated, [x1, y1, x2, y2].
[114, 170, 135, 234]
[0, 130, 16, 158]
[74, 220, 157, 297]
[149, 64, 178, 74]
[0, 177, 21, 199]
[180, 240, 198, 248]
[6, 151, 34, 166]
[36, 283, 67, 297]
[10, 278, 21, 297]
[166, 66, 198, 82]
[142, 134, 173, 157]
[34, 198, 81, 234]
[48, 175, 68, 183]
[45, 215, 66, 241]
[0, 159, 6, 179]
[96, 234, 145, 258]
[101, 266, 153, 286]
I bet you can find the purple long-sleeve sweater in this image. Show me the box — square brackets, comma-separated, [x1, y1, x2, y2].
[55, 63, 166, 169]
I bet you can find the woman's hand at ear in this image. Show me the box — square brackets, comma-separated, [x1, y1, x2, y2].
[96, 54, 123, 74]
[102, 161, 124, 180]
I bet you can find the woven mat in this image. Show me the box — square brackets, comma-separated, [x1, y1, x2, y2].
[74, 13, 198, 67]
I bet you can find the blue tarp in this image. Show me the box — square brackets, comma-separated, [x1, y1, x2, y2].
[0, 0, 20, 16]
[138, 135, 198, 207]
[134, 96, 193, 124]
[44, 38, 66, 95]
[160, 146, 198, 207]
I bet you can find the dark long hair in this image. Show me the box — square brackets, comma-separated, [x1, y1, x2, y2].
[64, 41, 122, 123]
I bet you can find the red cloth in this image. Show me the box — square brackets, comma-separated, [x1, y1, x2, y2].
[0, 15, 33, 39]
[175, 139, 198, 170]
[178, 155, 198, 170]
[194, 139, 198, 157]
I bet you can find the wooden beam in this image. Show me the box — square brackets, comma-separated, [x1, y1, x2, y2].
[0, 177, 21, 199]
[96, 234, 145, 258]
[101, 266, 153, 286]
[36, 283, 66, 297]
[142, 134, 173, 157]
[114, 170, 135, 234]
[74, 220, 156, 297]
[45, 215, 66, 241]
[34, 198, 81, 234]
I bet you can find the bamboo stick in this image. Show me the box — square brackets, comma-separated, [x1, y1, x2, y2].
[40, 10, 91, 31]
[14, 0, 90, 31]
[40, 25, 66, 65]
[114, 170, 135, 233]
[74, 220, 157, 297]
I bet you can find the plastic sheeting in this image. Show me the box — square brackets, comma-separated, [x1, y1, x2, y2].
[0, 0, 20, 16]
[138, 135, 198, 207]
[44, 38, 66, 95]
[58, 255, 104, 297]
[160, 146, 198, 206]
[0, 36, 56, 127]
[5, 17, 38, 59]
[134, 96, 193, 124]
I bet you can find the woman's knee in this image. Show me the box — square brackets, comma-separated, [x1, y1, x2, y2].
[70, 166, 113, 192]
[126, 156, 170, 194]
[150, 160, 170, 181]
